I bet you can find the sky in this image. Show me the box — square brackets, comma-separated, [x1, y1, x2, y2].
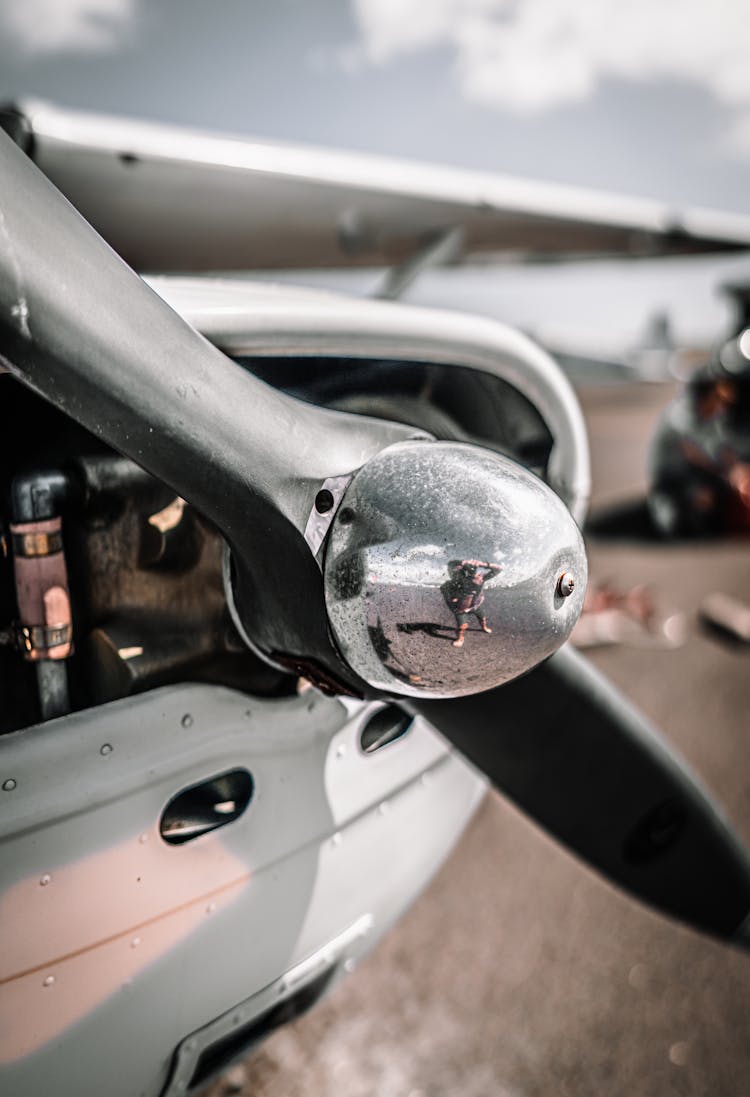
[1, 0, 749, 351]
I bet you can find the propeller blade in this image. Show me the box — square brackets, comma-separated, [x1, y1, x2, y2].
[0, 127, 414, 691]
[412, 644, 750, 946]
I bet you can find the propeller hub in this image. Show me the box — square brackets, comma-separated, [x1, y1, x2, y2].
[323, 441, 587, 698]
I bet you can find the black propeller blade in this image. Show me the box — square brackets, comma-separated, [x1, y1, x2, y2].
[413, 643, 750, 947]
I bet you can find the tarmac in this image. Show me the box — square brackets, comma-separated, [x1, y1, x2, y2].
[204, 382, 750, 1097]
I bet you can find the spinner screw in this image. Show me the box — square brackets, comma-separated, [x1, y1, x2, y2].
[557, 572, 576, 598]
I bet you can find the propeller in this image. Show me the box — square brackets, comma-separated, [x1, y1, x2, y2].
[2, 128, 749, 949]
[0, 127, 584, 696]
[412, 645, 750, 946]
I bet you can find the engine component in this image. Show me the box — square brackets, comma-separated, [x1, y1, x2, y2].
[9, 471, 72, 719]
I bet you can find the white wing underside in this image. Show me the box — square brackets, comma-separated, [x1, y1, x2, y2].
[6, 99, 750, 273]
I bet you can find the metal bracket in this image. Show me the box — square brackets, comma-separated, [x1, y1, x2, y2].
[11, 529, 63, 557]
[17, 621, 72, 656]
[303, 473, 354, 560]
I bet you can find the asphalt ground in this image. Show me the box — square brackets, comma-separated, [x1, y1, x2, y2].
[204, 382, 750, 1097]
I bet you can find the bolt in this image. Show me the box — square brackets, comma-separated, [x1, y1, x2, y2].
[315, 488, 335, 514]
[100, 743, 113, 756]
[43, 975, 55, 987]
[181, 713, 193, 729]
[2, 778, 16, 791]
[40, 874, 52, 886]
[557, 572, 575, 598]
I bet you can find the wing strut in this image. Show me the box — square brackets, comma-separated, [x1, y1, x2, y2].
[374, 226, 464, 300]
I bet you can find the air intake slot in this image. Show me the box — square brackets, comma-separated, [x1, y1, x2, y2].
[188, 969, 334, 1089]
[360, 706, 414, 754]
[160, 768, 253, 845]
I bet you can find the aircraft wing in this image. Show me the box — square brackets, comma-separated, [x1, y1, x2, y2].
[3, 98, 750, 274]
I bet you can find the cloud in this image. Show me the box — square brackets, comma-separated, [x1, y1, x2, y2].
[723, 115, 750, 159]
[349, 0, 750, 149]
[0, 0, 138, 56]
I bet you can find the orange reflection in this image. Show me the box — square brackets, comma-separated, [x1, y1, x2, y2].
[0, 828, 250, 1062]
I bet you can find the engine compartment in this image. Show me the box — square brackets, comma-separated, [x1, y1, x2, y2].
[0, 357, 554, 733]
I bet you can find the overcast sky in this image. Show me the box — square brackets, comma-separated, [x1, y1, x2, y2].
[1, 0, 749, 349]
